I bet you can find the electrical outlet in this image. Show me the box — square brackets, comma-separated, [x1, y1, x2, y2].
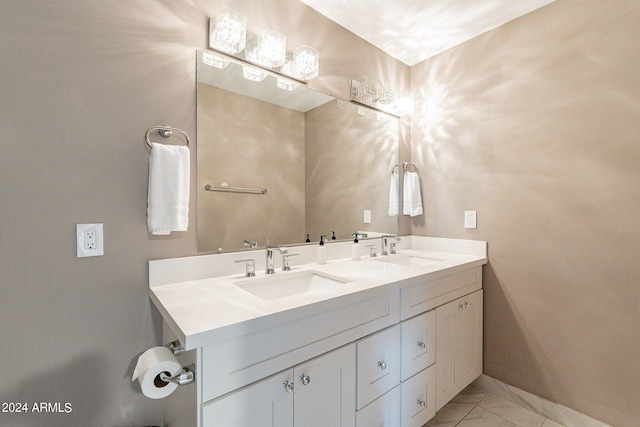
[84, 230, 97, 250]
[464, 211, 477, 229]
[77, 224, 104, 257]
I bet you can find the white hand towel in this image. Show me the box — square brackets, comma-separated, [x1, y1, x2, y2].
[402, 171, 423, 217]
[147, 143, 190, 235]
[388, 171, 399, 216]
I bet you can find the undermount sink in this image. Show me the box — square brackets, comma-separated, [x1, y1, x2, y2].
[377, 254, 446, 268]
[235, 270, 351, 301]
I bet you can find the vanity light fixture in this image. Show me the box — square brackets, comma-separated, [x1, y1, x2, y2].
[210, 7, 246, 54]
[294, 45, 320, 81]
[258, 30, 287, 68]
[350, 79, 413, 117]
[206, 8, 320, 87]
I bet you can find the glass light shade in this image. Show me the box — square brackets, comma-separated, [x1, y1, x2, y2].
[258, 30, 286, 68]
[358, 79, 376, 104]
[202, 51, 230, 69]
[397, 93, 415, 115]
[276, 77, 300, 91]
[242, 42, 267, 81]
[210, 7, 246, 54]
[293, 45, 319, 80]
[378, 85, 396, 106]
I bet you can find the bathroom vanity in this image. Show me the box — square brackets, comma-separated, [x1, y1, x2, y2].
[148, 236, 486, 427]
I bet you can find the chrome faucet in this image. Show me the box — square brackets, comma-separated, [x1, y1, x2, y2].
[382, 235, 401, 256]
[243, 240, 257, 248]
[265, 246, 287, 274]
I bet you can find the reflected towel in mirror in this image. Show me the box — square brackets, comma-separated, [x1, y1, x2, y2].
[389, 171, 399, 216]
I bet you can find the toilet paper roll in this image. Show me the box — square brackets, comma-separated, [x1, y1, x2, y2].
[132, 346, 182, 399]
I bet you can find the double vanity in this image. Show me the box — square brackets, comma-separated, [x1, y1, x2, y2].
[149, 236, 487, 427]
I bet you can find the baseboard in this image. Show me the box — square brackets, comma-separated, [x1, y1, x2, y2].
[472, 375, 611, 427]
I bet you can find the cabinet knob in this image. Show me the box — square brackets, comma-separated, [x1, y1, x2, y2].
[417, 399, 427, 408]
[299, 374, 311, 385]
[377, 361, 387, 370]
[417, 341, 426, 349]
[458, 301, 471, 309]
[282, 380, 294, 393]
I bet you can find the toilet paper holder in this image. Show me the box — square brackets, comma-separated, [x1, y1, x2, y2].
[160, 341, 193, 386]
[165, 340, 185, 356]
[159, 364, 195, 386]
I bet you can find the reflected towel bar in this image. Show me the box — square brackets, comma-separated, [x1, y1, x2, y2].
[205, 184, 267, 195]
[392, 162, 418, 174]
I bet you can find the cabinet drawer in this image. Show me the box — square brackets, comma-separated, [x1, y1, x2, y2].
[401, 310, 435, 381]
[202, 291, 399, 402]
[356, 325, 401, 409]
[356, 386, 401, 427]
[401, 365, 435, 427]
[401, 266, 481, 320]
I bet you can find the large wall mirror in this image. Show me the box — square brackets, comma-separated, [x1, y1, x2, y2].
[196, 50, 399, 252]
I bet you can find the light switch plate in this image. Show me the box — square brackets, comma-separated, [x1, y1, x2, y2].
[77, 223, 104, 257]
[464, 211, 477, 229]
[363, 210, 372, 224]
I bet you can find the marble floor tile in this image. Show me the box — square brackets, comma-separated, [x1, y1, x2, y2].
[457, 406, 518, 427]
[423, 385, 566, 427]
[450, 385, 488, 405]
[542, 419, 565, 427]
[425, 401, 476, 426]
[479, 393, 546, 427]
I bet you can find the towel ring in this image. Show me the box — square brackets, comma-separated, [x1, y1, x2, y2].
[145, 126, 190, 149]
[402, 162, 418, 172]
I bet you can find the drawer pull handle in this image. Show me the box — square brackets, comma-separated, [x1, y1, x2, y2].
[282, 381, 294, 393]
[377, 361, 387, 370]
[417, 341, 426, 349]
[458, 301, 471, 309]
[299, 374, 311, 385]
[417, 399, 427, 408]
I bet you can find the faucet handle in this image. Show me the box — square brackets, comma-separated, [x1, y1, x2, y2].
[282, 253, 299, 271]
[367, 245, 378, 258]
[235, 258, 256, 277]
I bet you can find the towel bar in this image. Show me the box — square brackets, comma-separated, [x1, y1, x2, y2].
[205, 184, 267, 195]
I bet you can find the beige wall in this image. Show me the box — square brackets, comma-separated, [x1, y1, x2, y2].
[0, 0, 407, 425]
[410, 1, 640, 425]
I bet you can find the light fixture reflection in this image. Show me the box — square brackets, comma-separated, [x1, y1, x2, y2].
[242, 42, 267, 81]
[202, 51, 230, 69]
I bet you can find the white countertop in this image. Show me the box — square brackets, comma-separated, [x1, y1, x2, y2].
[149, 236, 487, 350]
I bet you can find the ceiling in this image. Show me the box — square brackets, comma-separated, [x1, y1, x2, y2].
[299, 0, 556, 66]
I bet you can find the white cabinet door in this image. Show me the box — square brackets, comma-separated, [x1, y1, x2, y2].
[435, 290, 483, 411]
[201, 369, 294, 427]
[356, 324, 401, 409]
[294, 344, 356, 427]
[356, 386, 401, 427]
[401, 310, 436, 381]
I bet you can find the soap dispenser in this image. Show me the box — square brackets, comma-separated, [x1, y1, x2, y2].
[317, 235, 327, 265]
[351, 233, 361, 261]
